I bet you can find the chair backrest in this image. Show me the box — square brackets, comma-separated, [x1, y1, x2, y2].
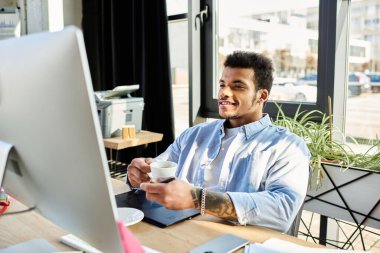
[285, 201, 304, 237]
[286, 165, 312, 236]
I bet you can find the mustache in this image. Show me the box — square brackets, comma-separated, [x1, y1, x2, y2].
[218, 99, 238, 105]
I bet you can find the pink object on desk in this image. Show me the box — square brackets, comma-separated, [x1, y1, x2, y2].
[117, 220, 145, 253]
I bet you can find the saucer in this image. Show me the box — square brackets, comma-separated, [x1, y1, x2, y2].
[117, 207, 144, 226]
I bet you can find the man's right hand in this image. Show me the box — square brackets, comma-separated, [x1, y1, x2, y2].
[127, 157, 153, 188]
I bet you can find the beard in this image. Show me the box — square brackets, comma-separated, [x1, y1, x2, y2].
[222, 114, 241, 120]
[219, 93, 258, 120]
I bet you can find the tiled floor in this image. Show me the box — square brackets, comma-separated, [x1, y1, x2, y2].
[299, 210, 380, 252]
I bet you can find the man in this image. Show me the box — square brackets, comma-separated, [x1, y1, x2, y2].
[127, 51, 310, 233]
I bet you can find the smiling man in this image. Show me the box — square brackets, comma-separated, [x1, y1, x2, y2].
[127, 51, 310, 233]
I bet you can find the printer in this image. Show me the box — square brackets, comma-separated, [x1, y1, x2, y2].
[95, 84, 144, 138]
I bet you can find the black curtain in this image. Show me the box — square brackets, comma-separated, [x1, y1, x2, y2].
[82, 0, 175, 158]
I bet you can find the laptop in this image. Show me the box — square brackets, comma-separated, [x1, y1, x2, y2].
[115, 190, 200, 228]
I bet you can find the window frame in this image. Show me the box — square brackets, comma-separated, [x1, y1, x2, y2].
[200, 0, 337, 119]
[168, 14, 188, 22]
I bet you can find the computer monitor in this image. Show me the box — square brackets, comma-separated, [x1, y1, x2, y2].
[0, 26, 124, 252]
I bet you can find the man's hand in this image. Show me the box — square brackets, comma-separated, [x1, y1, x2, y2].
[140, 179, 197, 210]
[140, 179, 238, 221]
[127, 157, 153, 188]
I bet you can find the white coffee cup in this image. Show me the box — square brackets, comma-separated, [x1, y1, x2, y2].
[148, 161, 177, 180]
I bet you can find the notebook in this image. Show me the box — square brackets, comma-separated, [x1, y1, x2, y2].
[115, 190, 200, 228]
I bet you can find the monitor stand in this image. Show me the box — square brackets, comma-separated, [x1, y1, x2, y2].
[0, 140, 13, 185]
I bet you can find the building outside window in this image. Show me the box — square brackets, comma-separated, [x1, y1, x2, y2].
[346, 0, 380, 143]
[215, 0, 320, 104]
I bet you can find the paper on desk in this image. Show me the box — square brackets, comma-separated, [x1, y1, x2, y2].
[246, 238, 372, 253]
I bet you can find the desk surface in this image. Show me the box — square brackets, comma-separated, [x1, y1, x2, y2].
[103, 130, 163, 150]
[0, 179, 321, 252]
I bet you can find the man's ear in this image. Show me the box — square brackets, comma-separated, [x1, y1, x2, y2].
[258, 89, 269, 103]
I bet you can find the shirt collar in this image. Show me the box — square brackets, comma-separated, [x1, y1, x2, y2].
[219, 114, 272, 139]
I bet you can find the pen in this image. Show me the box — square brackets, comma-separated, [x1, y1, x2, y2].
[134, 177, 175, 194]
[132, 188, 144, 194]
[158, 177, 175, 183]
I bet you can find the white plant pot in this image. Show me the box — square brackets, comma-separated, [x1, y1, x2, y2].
[304, 162, 380, 229]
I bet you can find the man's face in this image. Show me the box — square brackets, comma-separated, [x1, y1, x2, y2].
[218, 67, 265, 127]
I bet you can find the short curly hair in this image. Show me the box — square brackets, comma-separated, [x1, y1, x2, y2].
[224, 51, 274, 93]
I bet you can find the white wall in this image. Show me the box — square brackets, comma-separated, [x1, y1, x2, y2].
[63, 0, 82, 28]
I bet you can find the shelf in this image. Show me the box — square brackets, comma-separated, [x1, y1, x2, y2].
[103, 130, 163, 150]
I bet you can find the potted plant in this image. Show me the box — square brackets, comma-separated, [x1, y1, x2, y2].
[271, 103, 380, 233]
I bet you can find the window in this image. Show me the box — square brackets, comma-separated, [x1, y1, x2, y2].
[346, 0, 380, 143]
[167, 0, 189, 137]
[201, 0, 335, 118]
[168, 20, 189, 137]
[351, 18, 361, 29]
[166, 0, 187, 16]
[350, 45, 366, 57]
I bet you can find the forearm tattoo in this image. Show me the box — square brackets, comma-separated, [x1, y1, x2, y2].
[205, 191, 237, 221]
[190, 188, 200, 209]
[190, 188, 237, 220]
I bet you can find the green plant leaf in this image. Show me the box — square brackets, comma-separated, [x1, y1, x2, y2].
[271, 102, 380, 189]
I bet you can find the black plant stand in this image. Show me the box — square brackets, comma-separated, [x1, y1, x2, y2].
[301, 163, 380, 250]
[300, 214, 380, 250]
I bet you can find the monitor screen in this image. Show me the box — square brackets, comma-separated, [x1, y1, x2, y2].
[0, 26, 124, 252]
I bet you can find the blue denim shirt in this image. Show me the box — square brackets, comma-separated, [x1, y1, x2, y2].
[156, 114, 310, 232]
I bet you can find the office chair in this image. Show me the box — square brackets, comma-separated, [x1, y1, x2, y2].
[286, 201, 305, 237]
[286, 164, 312, 237]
